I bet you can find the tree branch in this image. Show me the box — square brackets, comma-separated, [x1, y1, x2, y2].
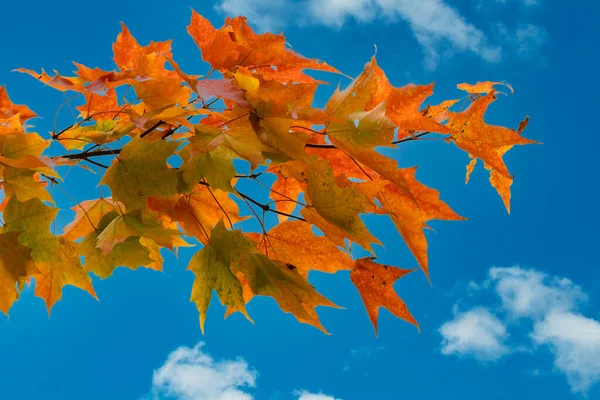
[139, 120, 166, 138]
[393, 131, 435, 144]
[58, 149, 121, 160]
[234, 189, 306, 222]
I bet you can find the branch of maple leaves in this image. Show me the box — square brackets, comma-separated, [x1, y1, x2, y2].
[51, 128, 437, 223]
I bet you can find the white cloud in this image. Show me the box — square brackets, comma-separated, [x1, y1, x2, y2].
[147, 342, 341, 400]
[439, 306, 510, 361]
[215, 0, 501, 69]
[532, 310, 600, 394]
[440, 266, 600, 394]
[150, 342, 257, 400]
[488, 267, 586, 318]
[294, 390, 342, 400]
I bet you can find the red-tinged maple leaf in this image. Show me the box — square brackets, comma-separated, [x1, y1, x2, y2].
[187, 10, 339, 83]
[112, 23, 173, 73]
[351, 257, 419, 336]
[246, 220, 355, 278]
[386, 83, 454, 139]
[375, 168, 465, 279]
[447, 91, 536, 211]
[0, 85, 37, 123]
[76, 88, 121, 120]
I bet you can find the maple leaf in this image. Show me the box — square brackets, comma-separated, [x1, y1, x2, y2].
[303, 161, 381, 251]
[305, 147, 375, 181]
[76, 88, 121, 120]
[375, 168, 465, 278]
[447, 91, 536, 211]
[351, 257, 418, 335]
[187, 10, 338, 83]
[15, 68, 85, 93]
[190, 221, 337, 333]
[0, 232, 38, 314]
[231, 68, 324, 162]
[421, 99, 459, 123]
[95, 210, 186, 256]
[247, 220, 354, 278]
[0, 167, 53, 203]
[72, 62, 114, 83]
[3, 197, 96, 311]
[447, 91, 533, 177]
[187, 221, 252, 333]
[100, 136, 179, 210]
[326, 105, 411, 194]
[324, 59, 414, 194]
[167, 57, 249, 108]
[386, 83, 454, 138]
[62, 198, 119, 242]
[0, 131, 50, 161]
[189, 121, 271, 169]
[147, 184, 245, 243]
[178, 146, 237, 193]
[0, 154, 60, 178]
[0, 85, 37, 123]
[112, 24, 192, 109]
[79, 211, 163, 278]
[134, 55, 192, 109]
[55, 120, 134, 151]
[113, 23, 173, 72]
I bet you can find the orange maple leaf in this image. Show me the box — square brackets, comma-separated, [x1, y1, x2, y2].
[351, 257, 419, 335]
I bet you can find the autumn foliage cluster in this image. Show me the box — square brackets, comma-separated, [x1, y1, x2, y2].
[0, 10, 535, 334]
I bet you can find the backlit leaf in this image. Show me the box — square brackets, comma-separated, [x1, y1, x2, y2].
[351, 257, 418, 335]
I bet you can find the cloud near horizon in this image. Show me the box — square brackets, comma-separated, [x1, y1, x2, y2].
[146, 342, 341, 400]
[439, 266, 600, 395]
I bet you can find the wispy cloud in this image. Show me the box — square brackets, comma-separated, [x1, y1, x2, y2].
[439, 266, 600, 395]
[342, 346, 386, 372]
[294, 390, 342, 400]
[514, 24, 548, 56]
[215, 0, 501, 69]
[495, 23, 548, 58]
[146, 342, 341, 400]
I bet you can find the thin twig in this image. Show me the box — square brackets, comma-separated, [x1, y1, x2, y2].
[84, 158, 108, 169]
[203, 179, 234, 228]
[393, 131, 434, 144]
[235, 189, 305, 221]
[139, 120, 165, 138]
[59, 149, 121, 160]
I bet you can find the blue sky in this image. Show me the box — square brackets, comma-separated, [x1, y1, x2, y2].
[1, 1, 599, 399]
